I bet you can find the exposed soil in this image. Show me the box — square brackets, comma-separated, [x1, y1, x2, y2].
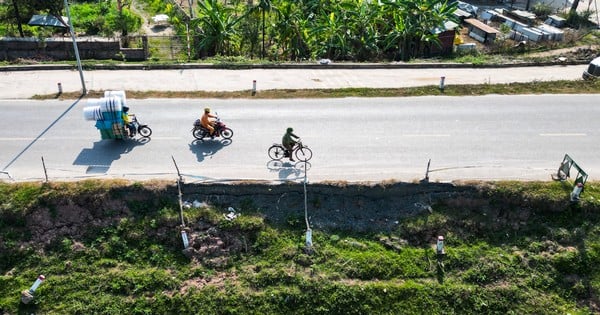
[6, 181, 479, 263]
[6, 180, 575, 270]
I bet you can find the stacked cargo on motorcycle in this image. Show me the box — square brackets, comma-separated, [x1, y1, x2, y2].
[83, 91, 127, 140]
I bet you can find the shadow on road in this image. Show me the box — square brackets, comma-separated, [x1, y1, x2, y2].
[188, 138, 232, 162]
[266, 160, 311, 180]
[1, 96, 84, 172]
[73, 138, 149, 174]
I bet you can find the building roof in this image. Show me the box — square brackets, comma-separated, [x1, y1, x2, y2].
[464, 18, 501, 34]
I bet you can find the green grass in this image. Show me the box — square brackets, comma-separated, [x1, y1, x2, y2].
[1, 180, 600, 314]
[32, 79, 600, 100]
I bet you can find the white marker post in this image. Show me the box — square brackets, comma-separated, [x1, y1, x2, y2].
[439, 76, 445, 93]
[305, 229, 313, 247]
[436, 236, 445, 255]
[29, 275, 45, 293]
[181, 230, 189, 249]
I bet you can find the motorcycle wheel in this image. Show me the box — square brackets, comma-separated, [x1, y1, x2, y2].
[138, 126, 152, 138]
[220, 128, 233, 139]
[193, 128, 206, 140]
[268, 145, 286, 160]
[295, 146, 313, 162]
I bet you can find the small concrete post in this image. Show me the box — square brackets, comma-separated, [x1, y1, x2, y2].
[57, 82, 63, 94]
[22, 274, 45, 303]
[181, 230, 189, 249]
[252, 80, 257, 96]
[436, 236, 445, 255]
[439, 76, 445, 93]
[29, 275, 45, 293]
[571, 182, 584, 202]
[305, 229, 313, 247]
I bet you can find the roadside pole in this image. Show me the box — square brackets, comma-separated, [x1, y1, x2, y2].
[63, 0, 87, 95]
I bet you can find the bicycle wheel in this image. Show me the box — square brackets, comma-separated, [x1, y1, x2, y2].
[138, 126, 152, 138]
[295, 146, 313, 162]
[268, 145, 286, 160]
[220, 128, 233, 139]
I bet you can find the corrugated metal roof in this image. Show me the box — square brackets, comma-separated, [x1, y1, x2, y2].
[464, 18, 500, 34]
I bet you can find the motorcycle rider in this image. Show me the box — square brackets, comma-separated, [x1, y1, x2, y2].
[122, 106, 135, 137]
[201, 107, 217, 138]
[282, 127, 299, 162]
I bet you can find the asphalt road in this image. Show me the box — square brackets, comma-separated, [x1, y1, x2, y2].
[0, 64, 587, 99]
[1, 95, 598, 183]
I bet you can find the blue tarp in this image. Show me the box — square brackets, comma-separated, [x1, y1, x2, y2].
[27, 15, 68, 28]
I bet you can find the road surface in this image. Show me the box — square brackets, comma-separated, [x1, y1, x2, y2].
[1, 95, 598, 183]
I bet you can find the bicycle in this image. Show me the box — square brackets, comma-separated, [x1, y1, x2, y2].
[268, 140, 313, 162]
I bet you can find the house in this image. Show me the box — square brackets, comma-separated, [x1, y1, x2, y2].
[464, 18, 501, 43]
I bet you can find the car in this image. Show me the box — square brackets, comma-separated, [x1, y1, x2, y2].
[582, 56, 600, 80]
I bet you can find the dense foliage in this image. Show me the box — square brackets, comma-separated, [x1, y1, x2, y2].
[3, 0, 599, 62]
[2, 0, 142, 38]
[2, 0, 459, 61]
[1, 180, 600, 314]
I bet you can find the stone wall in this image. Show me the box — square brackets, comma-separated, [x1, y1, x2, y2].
[0, 36, 148, 61]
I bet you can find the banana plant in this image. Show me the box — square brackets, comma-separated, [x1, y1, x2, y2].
[193, 0, 247, 56]
[382, 0, 458, 61]
[273, 1, 311, 61]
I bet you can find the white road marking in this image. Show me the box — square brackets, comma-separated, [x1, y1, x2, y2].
[539, 133, 586, 136]
[400, 134, 451, 137]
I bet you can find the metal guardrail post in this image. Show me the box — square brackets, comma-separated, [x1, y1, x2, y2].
[553, 154, 588, 202]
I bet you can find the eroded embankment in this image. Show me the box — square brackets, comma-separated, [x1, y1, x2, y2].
[8, 181, 483, 251]
[179, 182, 477, 232]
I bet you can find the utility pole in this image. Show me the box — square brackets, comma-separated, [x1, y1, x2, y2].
[63, 0, 87, 95]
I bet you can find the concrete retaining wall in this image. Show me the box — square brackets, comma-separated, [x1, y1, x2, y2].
[0, 36, 148, 61]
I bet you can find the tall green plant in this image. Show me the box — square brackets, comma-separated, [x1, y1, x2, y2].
[272, 1, 310, 60]
[248, 0, 279, 59]
[344, 0, 383, 61]
[382, 0, 458, 61]
[193, 0, 246, 57]
[312, 10, 350, 60]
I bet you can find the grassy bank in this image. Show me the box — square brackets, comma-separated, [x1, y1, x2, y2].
[1, 180, 600, 314]
[33, 79, 600, 100]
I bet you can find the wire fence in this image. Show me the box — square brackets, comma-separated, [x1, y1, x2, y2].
[145, 35, 189, 62]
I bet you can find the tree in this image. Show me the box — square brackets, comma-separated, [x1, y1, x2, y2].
[10, 0, 24, 37]
[194, 0, 246, 57]
[382, 0, 458, 61]
[272, 1, 310, 60]
[106, 6, 142, 38]
[343, 0, 383, 61]
[8, 0, 63, 37]
[248, 0, 279, 59]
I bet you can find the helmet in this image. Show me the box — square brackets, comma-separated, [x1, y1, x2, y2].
[123, 106, 129, 112]
[286, 127, 293, 133]
[204, 107, 211, 113]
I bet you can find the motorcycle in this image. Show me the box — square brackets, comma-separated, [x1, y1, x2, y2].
[192, 116, 233, 141]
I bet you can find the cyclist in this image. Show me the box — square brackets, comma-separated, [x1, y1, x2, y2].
[201, 107, 217, 137]
[282, 127, 299, 162]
